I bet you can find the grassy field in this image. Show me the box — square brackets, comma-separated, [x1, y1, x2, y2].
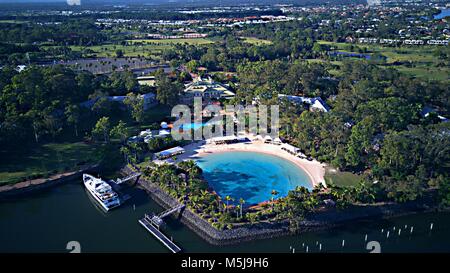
[0, 20, 28, 24]
[67, 38, 214, 59]
[69, 44, 166, 59]
[317, 40, 449, 81]
[240, 37, 272, 45]
[0, 104, 172, 185]
[324, 169, 362, 188]
[0, 142, 106, 185]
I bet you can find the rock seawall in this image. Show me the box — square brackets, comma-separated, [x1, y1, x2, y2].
[123, 165, 437, 246]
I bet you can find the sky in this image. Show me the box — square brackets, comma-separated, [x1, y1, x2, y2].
[0, 0, 171, 2]
[0, 0, 339, 3]
[0, 0, 366, 5]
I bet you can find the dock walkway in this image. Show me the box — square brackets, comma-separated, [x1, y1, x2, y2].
[138, 217, 181, 253]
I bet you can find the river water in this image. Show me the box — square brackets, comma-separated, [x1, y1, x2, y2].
[434, 9, 450, 20]
[1, 181, 450, 253]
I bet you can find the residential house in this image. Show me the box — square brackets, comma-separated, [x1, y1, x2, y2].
[181, 76, 235, 104]
[278, 94, 330, 112]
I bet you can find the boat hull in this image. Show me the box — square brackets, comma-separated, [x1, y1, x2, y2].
[83, 174, 121, 212]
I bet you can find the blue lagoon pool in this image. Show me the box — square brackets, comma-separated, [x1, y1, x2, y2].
[195, 151, 312, 205]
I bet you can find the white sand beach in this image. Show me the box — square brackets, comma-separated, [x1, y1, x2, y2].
[173, 139, 327, 188]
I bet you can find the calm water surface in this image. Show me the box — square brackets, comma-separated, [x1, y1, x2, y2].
[434, 9, 450, 20]
[195, 151, 312, 205]
[1, 181, 450, 253]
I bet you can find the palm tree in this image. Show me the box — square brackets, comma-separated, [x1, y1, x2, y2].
[235, 205, 240, 218]
[190, 195, 200, 211]
[239, 198, 245, 218]
[179, 160, 199, 179]
[271, 190, 279, 211]
[225, 195, 233, 212]
[120, 146, 131, 163]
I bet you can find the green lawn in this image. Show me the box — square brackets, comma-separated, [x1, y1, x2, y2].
[317, 40, 449, 81]
[324, 169, 362, 188]
[64, 38, 213, 59]
[68, 44, 166, 59]
[0, 142, 106, 185]
[0, 20, 28, 24]
[0, 104, 172, 185]
[240, 37, 272, 45]
[396, 65, 449, 81]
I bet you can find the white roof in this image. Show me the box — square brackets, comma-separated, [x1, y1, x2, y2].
[139, 129, 152, 136]
[273, 137, 282, 143]
[282, 143, 301, 153]
[159, 129, 171, 135]
[264, 135, 273, 140]
[210, 135, 238, 142]
[155, 146, 185, 157]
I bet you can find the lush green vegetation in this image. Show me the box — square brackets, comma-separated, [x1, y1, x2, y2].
[139, 160, 327, 230]
[317, 40, 450, 81]
[239, 37, 272, 46]
[324, 169, 362, 188]
[0, 64, 176, 184]
[65, 38, 214, 59]
[0, 2, 449, 228]
[0, 142, 105, 185]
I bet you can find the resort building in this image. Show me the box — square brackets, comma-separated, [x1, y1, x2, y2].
[137, 76, 156, 87]
[206, 135, 250, 145]
[207, 135, 239, 145]
[154, 146, 185, 160]
[81, 93, 157, 110]
[427, 40, 449, 45]
[404, 39, 425, 45]
[278, 94, 330, 112]
[146, 33, 208, 39]
[181, 76, 235, 104]
[129, 123, 172, 144]
[421, 106, 449, 122]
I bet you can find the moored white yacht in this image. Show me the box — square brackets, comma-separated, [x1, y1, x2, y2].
[83, 174, 121, 212]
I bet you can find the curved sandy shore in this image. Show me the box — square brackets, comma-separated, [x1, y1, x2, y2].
[176, 140, 326, 188]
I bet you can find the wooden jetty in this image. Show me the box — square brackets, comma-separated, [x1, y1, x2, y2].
[139, 204, 185, 253]
[139, 217, 181, 253]
[112, 172, 141, 185]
